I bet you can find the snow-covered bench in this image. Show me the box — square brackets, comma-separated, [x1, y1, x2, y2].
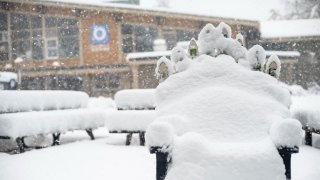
[146, 22, 303, 180]
[0, 91, 106, 153]
[106, 89, 156, 145]
[291, 94, 320, 146]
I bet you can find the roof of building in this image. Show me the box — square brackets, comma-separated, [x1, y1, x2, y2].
[15, 0, 258, 25]
[260, 19, 320, 39]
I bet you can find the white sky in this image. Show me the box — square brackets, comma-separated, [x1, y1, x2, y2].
[140, 0, 284, 21]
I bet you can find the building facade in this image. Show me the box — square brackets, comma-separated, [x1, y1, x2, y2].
[0, 1, 260, 96]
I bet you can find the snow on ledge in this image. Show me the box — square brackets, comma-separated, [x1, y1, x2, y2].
[126, 51, 171, 61]
[261, 19, 320, 39]
[265, 51, 300, 58]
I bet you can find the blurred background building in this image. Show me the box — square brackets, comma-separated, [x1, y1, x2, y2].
[0, 0, 318, 96]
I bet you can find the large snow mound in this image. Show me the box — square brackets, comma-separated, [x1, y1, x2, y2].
[0, 90, 89, 113]
[156, 54, 292, 142]
[114, 89, 155, 109]
[0, 109, 106, 138]
[149, 54, 300, 180]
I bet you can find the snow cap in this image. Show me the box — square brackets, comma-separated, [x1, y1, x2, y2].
[146, 121, 175, 150]
[217, 22, 232, 38]
[247, 45, 266, 71]
[270, 118, 302, 148]
[155, 56, 174, 80]
[265, 54, 281, 79]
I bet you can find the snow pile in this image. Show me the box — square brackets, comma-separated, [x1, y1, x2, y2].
[155, 22, 282, 82]
[87, 97, 115, 109]
[114, 89, 156, 109]
[105, 110, 157, 132]
[146, 121, 174, 150]
[0, 109, 106, 138]
[0, 90, 89, 113]
[155, 56, 174, 81]
[0, 72, 17, 82]
[270, 118, 303, 147]
[291, 94, 320, 129]
[147, 53, 301, 179]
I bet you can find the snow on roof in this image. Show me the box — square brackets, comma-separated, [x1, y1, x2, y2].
[261, 19, 320, 39]
[0, 72, 17, 82]
[265, 51, 301, 58]
[126, 51, 171, 61]
[37, 0, 259, 22]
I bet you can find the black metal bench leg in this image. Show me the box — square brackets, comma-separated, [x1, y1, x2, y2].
[139, 132, 145, 146]
[85, 128, 95, 140]
[278, 147, 298, 180]
[305, 129, 312, 146]
[150, 147, 169, 180]
[52, 133, 61, 146]
[126, 133, 133, 145]
[15, 137, 25, 153]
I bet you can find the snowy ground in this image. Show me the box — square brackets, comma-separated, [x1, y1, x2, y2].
[0, 128, 319, 180]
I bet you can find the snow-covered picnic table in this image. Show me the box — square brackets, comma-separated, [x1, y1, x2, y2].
[0, 91, 106, 153]
[291, 93, 320, 146]
[105, 89, 157, 145]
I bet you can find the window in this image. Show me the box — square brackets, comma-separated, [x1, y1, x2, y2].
[0, 11, 80, 61]
[163, 28, 198, 50]
[45, 17, 80, 59]
[95, 74, 120, 91]
[121, 24, 158, 53]
[11, 13, 44, 60]
[0, 12, 8, 61]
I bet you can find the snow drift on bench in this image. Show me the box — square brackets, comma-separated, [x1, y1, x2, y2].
[0, 90, 89, 113]
[146, 54, 302, 180]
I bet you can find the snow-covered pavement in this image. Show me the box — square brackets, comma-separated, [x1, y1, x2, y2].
[0, 128, 319, 180]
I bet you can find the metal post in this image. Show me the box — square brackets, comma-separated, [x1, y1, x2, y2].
[15, 137, 25, 153]
[126, 133, 133, 145]
[150, 146, 169, 180]
[277, 147, 299, 180]
[85, 128, 95, 140]
[52, 133, 61, 146]
[305, 129, 312, 146]
[139, 132, 145, 146]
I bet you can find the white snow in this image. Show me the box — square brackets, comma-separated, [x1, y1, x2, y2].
[87, 97, 115, 109]
[246, 45, 266, 71]
[0, 109, 106, 138]
[42, 0, 282, 21]
[114, 89, 156, 109]
[270, 118, 303, 147]
[155, 56, 174, 79]
[147, 54, 298, 179]
[105, 110, 156, 132]
[291, 94, 320, 129]
[145, 121, 174, 150]
[0, 90, 89, 113]
[261, 19, 320, 38]
[265, 54, 281, 78]
[0, 72, 17, 82]
[265, 51, 301, 58]
[126, 51, 171, 60]
[198, 23, 246, 60]
[0, 131, 318, 180]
